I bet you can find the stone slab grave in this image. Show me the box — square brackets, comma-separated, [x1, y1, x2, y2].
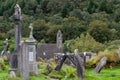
[54, 49, 84, 79]
[94, 57, 107, 73]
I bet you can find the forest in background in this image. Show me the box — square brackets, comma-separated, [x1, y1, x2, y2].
[0, 0, 120, 52]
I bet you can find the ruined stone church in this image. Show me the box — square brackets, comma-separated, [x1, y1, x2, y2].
[37, 30, 63, 59]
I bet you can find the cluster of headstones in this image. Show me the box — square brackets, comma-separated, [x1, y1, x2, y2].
[54, 49, 108, 79]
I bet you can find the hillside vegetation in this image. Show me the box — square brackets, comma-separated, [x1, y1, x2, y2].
[0, 0, 120, 52]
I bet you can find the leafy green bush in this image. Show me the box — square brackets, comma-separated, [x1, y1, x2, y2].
[0, 58, 6, 70]
[105, 40, 120, 51]
[70, 33, 106, 53]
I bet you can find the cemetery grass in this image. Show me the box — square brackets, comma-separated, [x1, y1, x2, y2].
[85, 67, 120, 80]
[1, 65, 120, 80]
[33, 64, 120, 80]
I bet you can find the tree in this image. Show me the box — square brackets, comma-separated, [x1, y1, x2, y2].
[32, 19, 49, 42]
[70, 33, 106, 53]
[33, 19, 61, 43]
[62, 17, 87, 41]
[87, 20, 117, 43]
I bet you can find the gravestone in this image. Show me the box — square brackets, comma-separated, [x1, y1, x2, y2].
[83, 52, 92, 67]
[26, 23, 38, 75]
[55, 54, 67, 71]
[94, 57, 107, 73]
[74, 49, 84, 79]
[18, 24, 38, 80]
[54, 49, 84, 79]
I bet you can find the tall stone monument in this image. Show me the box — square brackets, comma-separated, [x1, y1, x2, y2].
[13, 4, 22, 54]
[18, 23, 38, 80]
[11, 4, 22, 69]
[26, 23, 38, 75]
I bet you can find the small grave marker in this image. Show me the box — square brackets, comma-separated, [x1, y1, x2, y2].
[94, 57, 107, 73]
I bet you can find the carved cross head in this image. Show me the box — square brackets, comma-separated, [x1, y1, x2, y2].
[14, 4, 21, 15]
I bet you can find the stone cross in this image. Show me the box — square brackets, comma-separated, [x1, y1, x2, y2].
[14, 4, 21, 20]
[29, 23, 34, 39]
[26, 23, 36, 42]
[94, 57, 107, 73]
[11, 4, 22, 69]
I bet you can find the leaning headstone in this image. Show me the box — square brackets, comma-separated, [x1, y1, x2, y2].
[74, 49, 84, 79]
[94, 57, 107, 73]
[55, 54, 67, 71]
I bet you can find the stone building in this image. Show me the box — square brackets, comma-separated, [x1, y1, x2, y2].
[37, 30, 63, 60]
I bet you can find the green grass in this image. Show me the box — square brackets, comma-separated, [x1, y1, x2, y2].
[1, 64, 120, 80]
[0, 70, 9, 80]
[84, 67, 120, 80]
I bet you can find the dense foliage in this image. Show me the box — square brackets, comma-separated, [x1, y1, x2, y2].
[0, 0, 120, 52]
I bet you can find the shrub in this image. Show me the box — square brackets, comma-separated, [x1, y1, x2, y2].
[0, 59, 6, 70]
[105, 40, 120, 51]
[70, 33, 106, 53]
[86, 50, 120, 68]
[97, 51, 119, 63]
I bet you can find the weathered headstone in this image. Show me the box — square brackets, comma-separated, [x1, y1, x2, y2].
[26, 23, 38, 75]
[55, 54, 67, 71]
[18, 24, 38, 80]
[74, 49, 84, 79]
[54, 49, 84, 79]
[82, 52, 92, 67]
[94, 57, 107, 73]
